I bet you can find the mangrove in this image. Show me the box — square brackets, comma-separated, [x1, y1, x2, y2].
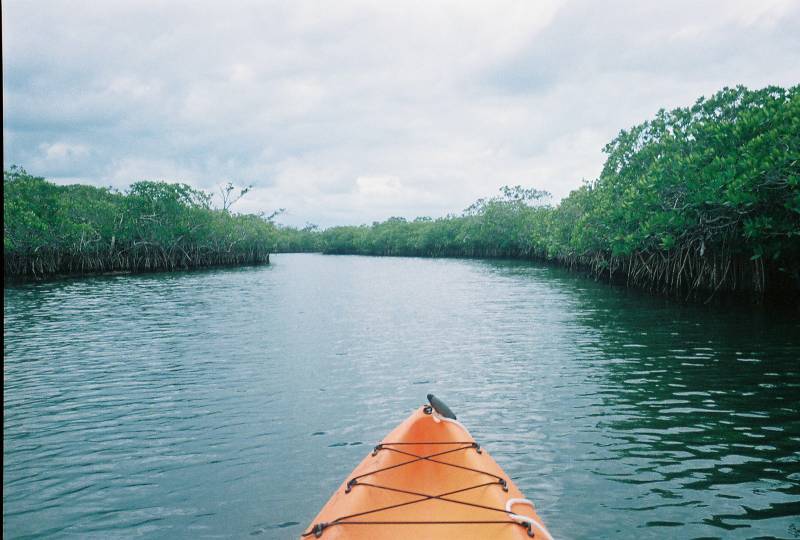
[5, 84, 798, 300]
[4, 168, 276, 279]
[277, 85, 800, 301]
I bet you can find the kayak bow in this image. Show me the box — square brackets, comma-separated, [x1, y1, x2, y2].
[301, 396, 553, 539]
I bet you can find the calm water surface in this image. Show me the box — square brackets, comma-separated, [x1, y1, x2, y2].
[4, 254, 800, 539]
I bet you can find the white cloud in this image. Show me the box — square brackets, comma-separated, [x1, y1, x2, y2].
[3, 0, 799, 226]
[108, 76, 161, 100]
[727, 0, 796, 27]
[41, 142, 89, 161]
[230, 63, 255, 84]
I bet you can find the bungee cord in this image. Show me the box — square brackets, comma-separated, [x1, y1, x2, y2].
[301, 406, 546, 538]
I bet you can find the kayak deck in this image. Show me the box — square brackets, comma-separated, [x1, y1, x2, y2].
[301, 404, 552, 539]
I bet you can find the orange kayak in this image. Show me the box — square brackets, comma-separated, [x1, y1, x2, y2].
[301, 395, 554, 539]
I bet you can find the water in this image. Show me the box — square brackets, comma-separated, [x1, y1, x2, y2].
[4, 253, 800, 539]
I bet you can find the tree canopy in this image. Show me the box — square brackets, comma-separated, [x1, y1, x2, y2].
[4, 167, 276, 277]
[276, 85, 800, 299]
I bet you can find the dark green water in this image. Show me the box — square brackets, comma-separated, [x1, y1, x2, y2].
[4, 254, 800, 539]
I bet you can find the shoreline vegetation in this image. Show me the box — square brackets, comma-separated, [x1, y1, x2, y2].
[276, 85, 800, 302]
[5, 85, 799, 302]
[4, 170, 275, 279]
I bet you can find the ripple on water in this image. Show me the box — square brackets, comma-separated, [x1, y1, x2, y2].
[4, 255, 800, 539]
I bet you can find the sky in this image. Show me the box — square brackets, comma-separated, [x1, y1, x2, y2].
[3, 1, 799, 227]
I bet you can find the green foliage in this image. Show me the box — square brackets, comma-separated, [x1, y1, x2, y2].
[273, 223, 322, 252]
[4, 167, 276, 277]
[275, 84, 800, 297]
[8, 84, 798, 297]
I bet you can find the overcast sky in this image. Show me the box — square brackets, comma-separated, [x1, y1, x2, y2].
[3, 1, 799, 226]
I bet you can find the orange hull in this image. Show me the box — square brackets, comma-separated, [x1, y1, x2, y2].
[301, 406, 552, 539]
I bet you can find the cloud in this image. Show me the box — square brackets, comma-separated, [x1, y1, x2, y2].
[3, 0, 799, 226]
[41, 142, 89, 161]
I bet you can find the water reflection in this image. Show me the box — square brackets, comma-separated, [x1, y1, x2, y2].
[4, 255, 800, 539]
[486, 260, 800, 538]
